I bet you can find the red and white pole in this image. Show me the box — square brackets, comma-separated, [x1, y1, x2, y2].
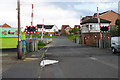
[30, 4, 34, 42]
[41, 19, 44, 41]
[97, 7, 102, 39]
[31, 4, 33, 26]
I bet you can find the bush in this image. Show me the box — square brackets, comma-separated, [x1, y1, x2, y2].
[55, 31, 59, 34]
[38, 41, 46, 46]
[45, 32, 48, 35]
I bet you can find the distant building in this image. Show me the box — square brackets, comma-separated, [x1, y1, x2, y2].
[64, 26, 72, 35]
[0, 23, 11, 28]
[74, 25, 81, 29]
[61, 25, 70, 35]
[81, 16, 92, 22]
[37, 24, 59, 34]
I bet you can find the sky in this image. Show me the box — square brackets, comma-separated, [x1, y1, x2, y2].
[0, 0, 119, 31]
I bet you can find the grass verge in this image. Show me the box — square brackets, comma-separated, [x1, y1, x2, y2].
[68, 34, 80, 41]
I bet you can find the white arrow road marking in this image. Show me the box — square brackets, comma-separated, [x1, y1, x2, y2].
[40, 60, 59, 67]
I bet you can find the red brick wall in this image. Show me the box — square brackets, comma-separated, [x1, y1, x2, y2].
[82, 32, 110, 47]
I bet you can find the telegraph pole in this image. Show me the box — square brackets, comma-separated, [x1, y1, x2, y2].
[18, 0, 22, 59]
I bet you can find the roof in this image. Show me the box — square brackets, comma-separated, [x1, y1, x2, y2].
[37, 24, 54, 29]
[61, 25, 69, 34]
[0, 23, 11, 28]
[94, 10, 120, 16]
[99, 11, 109, 15]
[81, 16, 92, 21]
[74, 25, 80, 29]
[80, 18, 111, 25]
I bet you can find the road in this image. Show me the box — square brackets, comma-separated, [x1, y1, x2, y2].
[41, 38, 118, 78]
[2, 37, 119, 79]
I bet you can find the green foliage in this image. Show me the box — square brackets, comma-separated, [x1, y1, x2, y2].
[26, 33, 59, 38]
[72, 27, 80, 33]
[26, 34, 40, 38]
[38, 41, 46, 48]
[115, 19, 120, 25]
[69, 29, 72, 34]
[117, 25, 120, 36]
[55, 31, 59, 34]
[115, 19, 120, 36]
[68, 34, 80, 41]
[63, 30, 67, 35]
[45, 32, 48, 35]
[43, 35, 59, 38]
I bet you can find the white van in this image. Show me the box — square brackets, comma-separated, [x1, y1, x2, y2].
[111, 37, 120, 54]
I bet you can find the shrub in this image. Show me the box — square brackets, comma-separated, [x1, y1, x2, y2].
[45, 32, 48, 35]
[38, 41, 46, 46]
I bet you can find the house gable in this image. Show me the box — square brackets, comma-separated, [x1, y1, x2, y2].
[37, 24, 58, 33]
[93, 10, 120, 25]
[61, 25, 69, 34]
[100, 10, 120, 25]
[1, 23, 11, 28]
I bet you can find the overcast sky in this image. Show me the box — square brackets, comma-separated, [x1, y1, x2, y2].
[0, 0, 119, 31]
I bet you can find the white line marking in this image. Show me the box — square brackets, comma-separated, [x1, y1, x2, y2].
[45, 47, 49, 53]
[31, 55, 35, 57]
[90, 57, 98, 60]
[90, 57, 118, 69]
[0, 54, 8, 56]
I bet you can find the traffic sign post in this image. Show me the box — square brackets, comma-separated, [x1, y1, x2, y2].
[100, 26, 110, 48]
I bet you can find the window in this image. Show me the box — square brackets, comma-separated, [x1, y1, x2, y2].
[86, 25, 89, 28]
[54, 29, 56, 32]
[90, 25, 92, 29]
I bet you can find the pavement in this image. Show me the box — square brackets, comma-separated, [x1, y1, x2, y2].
[1, 37, 119, 79]
[1, 49, 19, 73]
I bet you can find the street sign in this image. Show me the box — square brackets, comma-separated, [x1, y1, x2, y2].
[25, 26, 38, 34]
[100, 26, 110, 33]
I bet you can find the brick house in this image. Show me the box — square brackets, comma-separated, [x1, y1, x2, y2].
[74, 25, 81, 29]
[64, 26, 72, 35]
[93, 10, 120, 26]
[0, 23, 11, 28]
[81, 18, 111, 47]
[61, 25, 70, 35]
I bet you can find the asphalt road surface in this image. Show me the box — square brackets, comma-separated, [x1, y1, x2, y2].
[2, 37, 119, 79]
[41, 38, 118, 78]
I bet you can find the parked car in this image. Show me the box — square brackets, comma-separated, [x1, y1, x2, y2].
[111, 37, 120, 54]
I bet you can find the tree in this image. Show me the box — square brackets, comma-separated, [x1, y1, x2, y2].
[115, 19, 120, 25]
[115, 19, 120, 36]
[55, 31, 58, 34]
[72, 27, 80, 34]
[45, 32, 48, 35]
